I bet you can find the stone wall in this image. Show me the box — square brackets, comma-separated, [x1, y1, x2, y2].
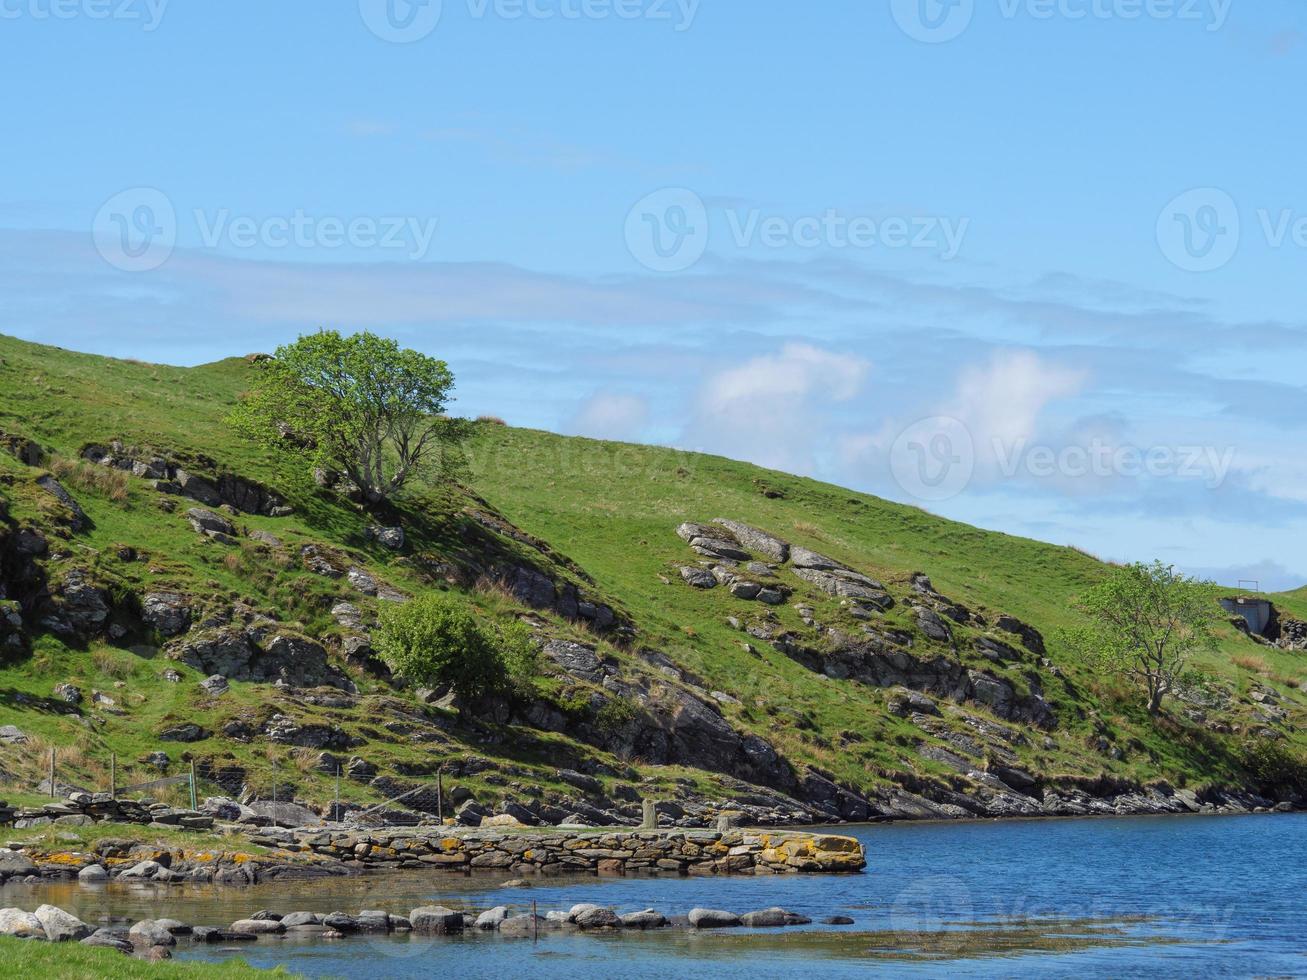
[247, 826, 866, 876]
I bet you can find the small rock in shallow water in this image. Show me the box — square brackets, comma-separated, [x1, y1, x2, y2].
[688, 908, 742, 929]
[822, 915, 855, 925]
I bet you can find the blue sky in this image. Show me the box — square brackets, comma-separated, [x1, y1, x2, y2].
[2, 0, 1305, 589]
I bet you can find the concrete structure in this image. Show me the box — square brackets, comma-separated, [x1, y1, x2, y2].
[1220, 596, 1273, 636]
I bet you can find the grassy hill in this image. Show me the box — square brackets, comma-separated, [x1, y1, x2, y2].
[1, 333, 1304, 825]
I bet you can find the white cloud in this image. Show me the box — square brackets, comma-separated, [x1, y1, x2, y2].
[685, 342, 871, 473]
[568, 391, 649, 441]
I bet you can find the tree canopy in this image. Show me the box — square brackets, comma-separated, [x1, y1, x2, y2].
[375, 593, 537, 708]
[232, 330, 461, 504]
[1063, 560, 1220, 715]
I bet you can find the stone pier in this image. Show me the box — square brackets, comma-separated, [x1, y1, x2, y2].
[246, 826, 867, 876]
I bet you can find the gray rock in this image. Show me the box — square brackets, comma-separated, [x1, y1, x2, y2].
[0, 725, 28, 745]
[823, 915, 855, 925]
[185, 507, 235, 537]
[410, 906, 464, 934]
[159, 723, 209, 743]
[475, 906, 509, 930]
[0, 908, 46, 938]
[498, 914, 549, 936]
[574, 907, 621, 929]
[36, 475, 89, 530]
[740, 907, 811, 928]
[81, 928, 134, 953]
[279, 912, 322, 928]
[199, 674, 229, 695]
[142, 592, 192, 637]
[53, 683, 83, 705]
[366, 525, 405, 550]
[688, 908, 742, 928]
[712, 519, 790, 562]
[916, 607, 953, 642]
[679, 566, 718, 589]
[119, 860, 164, 880]
[77, 864, 108, 883]
[128, 919, 177, 947]
[620, 909, 667, 929]
[229, 919, 285, 935]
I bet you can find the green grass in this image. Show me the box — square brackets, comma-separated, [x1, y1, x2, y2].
[1, 332, 1304, 815]
[0, 937, 288, 978]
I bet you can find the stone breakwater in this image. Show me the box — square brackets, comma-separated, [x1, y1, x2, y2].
[0, 794, 214, 832]
[246, 826, 867, 876]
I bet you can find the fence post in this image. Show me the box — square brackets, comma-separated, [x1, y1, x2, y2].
[437, 766, 444, 824]
[189, 761, 198, 810]
[335, 764, 341, 821]
[48, 747, 55, 798]
[110, 753, 116, 800]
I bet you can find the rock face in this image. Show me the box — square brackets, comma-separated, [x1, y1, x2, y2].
[43, 569, 110, 640]
[82, 443, 292, 516]
[186, 507, 236, 539]
[173, 628, 353, 691]
[141, 592, 191, 637]
[712, 519, 790, 562]
[35, 475, 89, 531]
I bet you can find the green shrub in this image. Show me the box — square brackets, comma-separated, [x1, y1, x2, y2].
[376, 594, 542, 707]
[1240, 738, 1307, 798]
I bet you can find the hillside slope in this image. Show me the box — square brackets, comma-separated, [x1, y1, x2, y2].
[1, 334, 1304, 828]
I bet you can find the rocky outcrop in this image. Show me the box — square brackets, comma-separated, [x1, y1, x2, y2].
[82, 442, 292, 516]
[35, 475, 90, 531]
[495, 564, 618, 633]
[39, 569, 110, 641]
[171, 627, 354, 692]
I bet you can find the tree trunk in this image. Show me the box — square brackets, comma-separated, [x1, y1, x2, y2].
[1147, 688, 1164, 715]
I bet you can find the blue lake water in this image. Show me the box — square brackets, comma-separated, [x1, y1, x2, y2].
[7, 813, 1306, 977]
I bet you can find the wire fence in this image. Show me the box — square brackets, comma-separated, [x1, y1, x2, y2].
[0, 741, 456, 828]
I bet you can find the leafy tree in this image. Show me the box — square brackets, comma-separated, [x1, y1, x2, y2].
[1063, 561, 1220, 715]
[232, 330, 461, 504]
[375, 593, 536, 706]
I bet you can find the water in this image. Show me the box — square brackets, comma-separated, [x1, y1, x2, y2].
[5, 813, 1306, 977]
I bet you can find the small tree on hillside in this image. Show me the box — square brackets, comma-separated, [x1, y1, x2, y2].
[231, 330, 462, 504]
[1064, 561, 1220, 715]
[375, 593, 537, 707]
